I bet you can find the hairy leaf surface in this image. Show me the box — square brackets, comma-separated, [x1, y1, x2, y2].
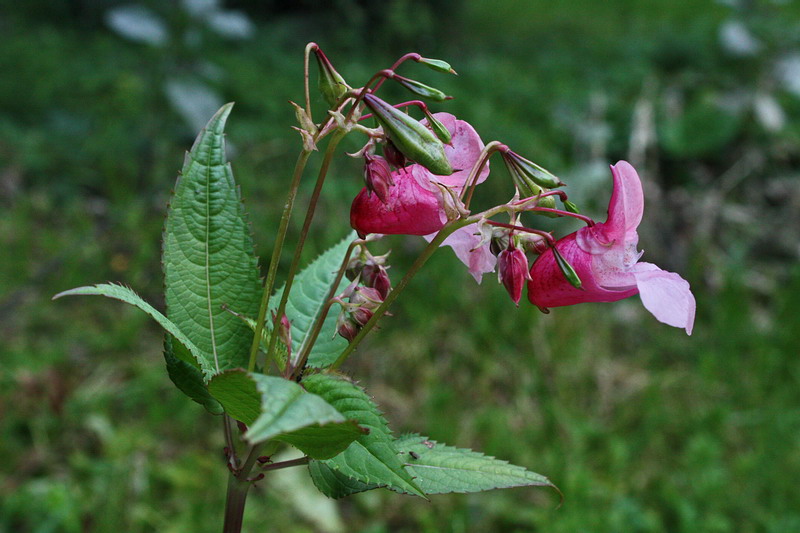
[163, 103, 261, 378]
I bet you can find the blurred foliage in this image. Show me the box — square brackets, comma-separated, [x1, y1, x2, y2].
[2, 0, 800, 531]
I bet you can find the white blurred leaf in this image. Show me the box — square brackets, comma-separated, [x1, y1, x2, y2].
[106, 5, 168, 46]
[164, 79, 224, 132]
[719, 20, 761, 57]
[205, 10, 255, 39]
[776, 53, 800, 97]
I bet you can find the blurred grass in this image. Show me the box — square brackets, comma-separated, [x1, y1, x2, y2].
[2, 0, 800, 531]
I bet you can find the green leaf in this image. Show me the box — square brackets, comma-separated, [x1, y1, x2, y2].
[270, 233, 355, 369]
[303, 374, 425, 498]
[163, 103, 261, 378]
[394, 433, 554, 494]
[308, 461, 376, 499]
[53, 283, 209, 374]
[208, 370, 362, 460]
[164, 335, 223, 415]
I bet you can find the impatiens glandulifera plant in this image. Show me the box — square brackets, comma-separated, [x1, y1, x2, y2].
[54, 43, 695, 532]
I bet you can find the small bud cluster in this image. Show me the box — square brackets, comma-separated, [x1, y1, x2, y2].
[337, 247, 392, 341]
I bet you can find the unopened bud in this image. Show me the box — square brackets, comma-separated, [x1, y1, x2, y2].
[497, 244, 531, 305]
[383, 141, 406, 169]
[416, 57, 457, 75]
[272, 311, 293, 359]
[392, 75, 451, 102]
[351, 307, 373, 327]
[363, 154, 395, 204]
[552, 246, 582, 289]
[362, 262, 391, 299]
[563, 200, 580, 213]
[350, 286, 383, 309]
[363, 93, 453, 176]
[519, 233, 549, 255]
[315, 49, 349, 107]
[501, 149, 564, 190]
[336, 312, 360, 342]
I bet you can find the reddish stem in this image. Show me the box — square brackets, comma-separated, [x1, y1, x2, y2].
[526, 207, 595, 226]
[360, 100, 427, 122]
[485, 220, 555, 245]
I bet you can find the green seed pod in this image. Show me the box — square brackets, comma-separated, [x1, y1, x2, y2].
[417, 57, 457, 75]
[564, 200, 580, 213]
[315, 49, 349, 107]
[552, 246, 582, 289]
[393, 75, 451, 102]
[424, 111, 452, 144]
[502, 150, 564, 190]
[363, 93, 453, 176]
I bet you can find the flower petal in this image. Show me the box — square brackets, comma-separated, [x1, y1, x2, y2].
[605, 160, 644, 239]
[528, 232, 638, 308]
[350, 170, 445, 236]
[633, 262, 696, 335]
[424, 223, 496, 283]
[420, 113, 489, 192]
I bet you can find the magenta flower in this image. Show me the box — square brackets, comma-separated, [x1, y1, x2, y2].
[351, 113, 497, 282]
[497, 243, 531, 306]
[350, 113, 489, 236]
[527, 161, 696, 334]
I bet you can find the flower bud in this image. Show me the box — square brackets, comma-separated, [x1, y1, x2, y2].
[315, 48, 349, 107]
[383, 141, 406, 168]
[351, 307, 373, 327]
[563, 200, 580, 213]
[363, 93, 453, 176]
[392, 75, 451, 102]
[336, 312, 360, 342]
[501, 149, 564, 190]
[363, 154, 395, 204]
[271, 311, 293, 359]
[350, 286, 383, 309]
[497, 244, 531, 305]
[362, 262, 391, 299]
[416, 57, 457, 75]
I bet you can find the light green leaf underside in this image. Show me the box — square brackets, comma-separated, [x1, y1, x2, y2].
[163, 102, 261, 378]
[208, 370, 362, 460]
[303, 374, 424, 498]
[308, 460, 376, 499]
[164, 334, 223, 414]
[394, 433, 554, 494]
[53, 284, 210, 374]
[270, 233, 355, 369]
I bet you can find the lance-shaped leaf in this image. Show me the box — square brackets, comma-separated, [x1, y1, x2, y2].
[394, 433, 554, 495]
[164, 334, 224, 414]
[163, 103, 261, 378]
[270, 233, 355, 369]
[208, 370, 363, 460]
[53, 284, 208, 372]
[303, 374, 425, 498]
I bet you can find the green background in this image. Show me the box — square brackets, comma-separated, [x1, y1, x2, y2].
[2, 1, 800, 531]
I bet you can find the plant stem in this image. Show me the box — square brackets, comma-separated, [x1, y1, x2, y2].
[247, 150, 313, 373]
[462, 141, 505, 209]
[222, 474, 250, 533]
[261, 456, 310, 472]
[292, 238, 362, 379]
[329, 220, 469, 370]
[266, 131, 346, 365]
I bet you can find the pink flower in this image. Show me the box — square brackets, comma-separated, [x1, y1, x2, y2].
[350, 113, 489, 236]
[351, 113, 497, 282]
[527, 161, 696, 334]
[497, 243, 531, 305]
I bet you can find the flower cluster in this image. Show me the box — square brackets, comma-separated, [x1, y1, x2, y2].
[348, 111, 695, 334]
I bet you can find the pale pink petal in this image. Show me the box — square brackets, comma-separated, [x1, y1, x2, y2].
[632, 262, 696, 335]
[424, 223, 496, 283]
[350, 171, 445, 236]
[605, 161, 644, 240]
[420, 113, 489, 191]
